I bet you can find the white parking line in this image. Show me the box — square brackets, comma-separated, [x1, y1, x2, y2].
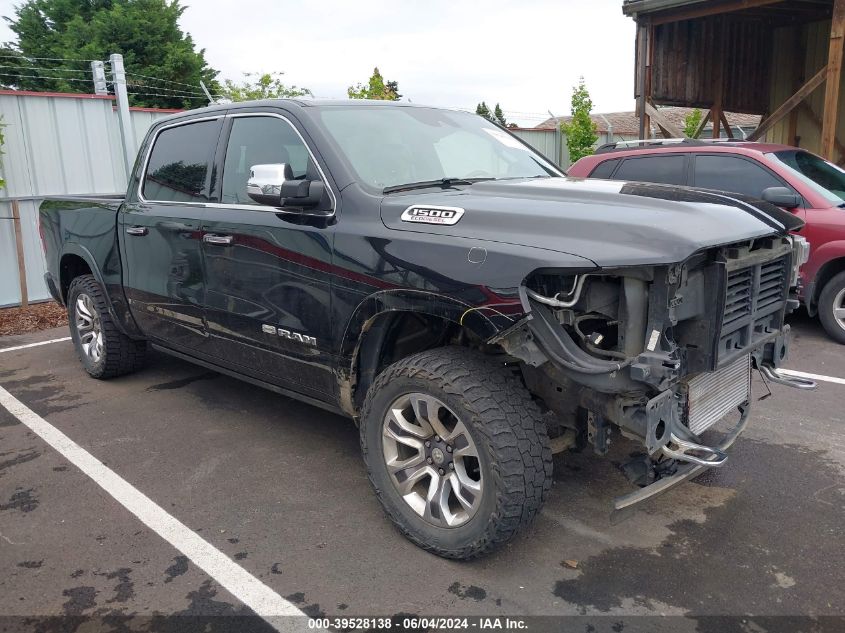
[779, 368, 845, 386]
[0, 385, 306, 631]
[0, 336, 72, 353]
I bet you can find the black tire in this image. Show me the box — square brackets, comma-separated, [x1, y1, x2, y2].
[360, 347, 552, 559]
[67, 274, 147, 379]
[818, 271, 845, 345]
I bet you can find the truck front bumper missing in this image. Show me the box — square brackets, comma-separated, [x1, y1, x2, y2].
[612, 402, 751, 514]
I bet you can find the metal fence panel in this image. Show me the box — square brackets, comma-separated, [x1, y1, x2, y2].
[0, 92, 175, 306]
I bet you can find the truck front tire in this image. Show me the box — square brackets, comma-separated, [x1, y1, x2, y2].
[359, 347, 552, 559]
[67, 275, 147, 379]
[818, 271, 845, 345]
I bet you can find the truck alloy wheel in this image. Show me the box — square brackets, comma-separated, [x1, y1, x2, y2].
[67, 274, 147, 379]
[360, 347, 552, 559]
[382, 392, 482, 528]
[74, 293, 104, 363]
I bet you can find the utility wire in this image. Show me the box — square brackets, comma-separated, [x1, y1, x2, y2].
[0, 71, 94, 83]
[0, 64, 92, 74]
[124, 82, 206, 98]
[124, 89, 208, 101]
[0, 54, 101, 63]
[124, 71, 207, 91]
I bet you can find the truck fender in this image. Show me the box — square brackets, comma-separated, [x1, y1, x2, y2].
[336, 288, 524, 416]
[60, 242, 142, 338]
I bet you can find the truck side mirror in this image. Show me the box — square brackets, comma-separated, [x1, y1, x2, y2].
[761, 186, 801, 209]
[246, 163, 326, 211]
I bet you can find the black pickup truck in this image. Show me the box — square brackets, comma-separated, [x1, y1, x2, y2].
[39, 99, 813, 559]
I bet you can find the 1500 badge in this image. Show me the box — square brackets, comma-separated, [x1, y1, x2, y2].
[400, 205, 465, 225]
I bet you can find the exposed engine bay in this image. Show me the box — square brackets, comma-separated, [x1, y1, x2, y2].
[495, 234, 814, 509]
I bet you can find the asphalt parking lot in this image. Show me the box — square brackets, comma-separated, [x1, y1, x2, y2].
[0, 312, 843, 632]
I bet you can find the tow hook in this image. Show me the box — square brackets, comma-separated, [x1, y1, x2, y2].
[759, 364, 817, 390]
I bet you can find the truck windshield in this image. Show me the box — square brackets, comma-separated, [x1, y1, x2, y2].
[768, 150, 845, 207]
[315, 105, 561, 192]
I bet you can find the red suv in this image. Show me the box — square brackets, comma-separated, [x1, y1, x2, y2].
[569, 140, 845, 344]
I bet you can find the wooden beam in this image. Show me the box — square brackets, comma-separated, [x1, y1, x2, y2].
[692, 110, 712, 138]
[649, 0, 786, 26]
[747, 65, 828, 141]
[720, 111, 735, 138]
[645, 101, 684, 138]
[822, 0, 845, 160]
[11, 200, 28, 308]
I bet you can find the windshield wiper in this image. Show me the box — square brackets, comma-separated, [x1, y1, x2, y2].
[383, 177, 494, 194]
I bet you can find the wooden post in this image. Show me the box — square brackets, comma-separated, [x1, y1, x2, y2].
[788, 26, 804, 146]
[636, 24, 651, 139]
[712, 16, 726, 138]
[11, 200, 28, 308]
[821, 0, 845, 160]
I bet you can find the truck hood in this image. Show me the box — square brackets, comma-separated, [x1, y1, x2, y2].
[380, 177, 802, 267]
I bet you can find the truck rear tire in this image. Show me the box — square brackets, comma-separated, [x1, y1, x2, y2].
[818, 271, 845, 345]
[359, 347, 552, 559]
[67, 274, 147, 379]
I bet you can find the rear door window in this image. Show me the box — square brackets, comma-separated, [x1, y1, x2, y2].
[588, 158, 620, 179]
[613, 155, 687, 185]
[142, 119, 222, 202]
[692, 154, 785, 198]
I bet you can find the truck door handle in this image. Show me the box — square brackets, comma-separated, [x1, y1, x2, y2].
[125, 226, 148, 236]
[203, 234, 234, 246]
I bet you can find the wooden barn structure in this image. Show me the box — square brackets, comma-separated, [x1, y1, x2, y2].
[623, 0, 845, 164]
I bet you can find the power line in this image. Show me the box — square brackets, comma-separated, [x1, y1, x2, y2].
[124, 81, 206, 98]
[0, 64, 91, 74]
[124, 70, 206, 91]
[124, 89, 208, 101]
[0, 54, 101, 63]
[0, 71, 94, 83]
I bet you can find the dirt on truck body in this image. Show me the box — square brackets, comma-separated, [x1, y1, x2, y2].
[38, 99, 813, 558]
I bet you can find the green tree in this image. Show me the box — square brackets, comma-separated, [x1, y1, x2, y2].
[220, 72, 310, 102]
[348, 67, 400, 100]
[683, 108, 704, 138]
[561, 77, 598, 163]
[493, 103, 507, 127]
[0, 0, 219, 109]
[475, 101, 493, 122]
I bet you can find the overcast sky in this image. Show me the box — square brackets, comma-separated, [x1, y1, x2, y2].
[0, 0, 636, 126]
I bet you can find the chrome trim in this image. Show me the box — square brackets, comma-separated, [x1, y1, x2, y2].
[136, 111, 338, 218]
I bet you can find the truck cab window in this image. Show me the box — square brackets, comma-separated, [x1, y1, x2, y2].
[221, 116, 312, 205]
[142, 120, 220, 202]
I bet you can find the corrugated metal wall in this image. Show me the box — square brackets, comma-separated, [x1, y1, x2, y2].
[510, 128, 568, 167]
[766, 18, 845, 165]
[0, 93, 175, 307]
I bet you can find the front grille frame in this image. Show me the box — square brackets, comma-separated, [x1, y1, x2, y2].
[716, 248, 792, 368]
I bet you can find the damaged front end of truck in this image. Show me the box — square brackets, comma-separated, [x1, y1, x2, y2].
[494, 233, 815, 511]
